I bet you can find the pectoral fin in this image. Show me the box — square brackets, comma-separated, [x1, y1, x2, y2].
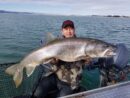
[42, 57, 58, 64]
[75, 55, 90, 61]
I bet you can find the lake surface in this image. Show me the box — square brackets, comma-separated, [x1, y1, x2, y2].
[0, 13, 130, 63]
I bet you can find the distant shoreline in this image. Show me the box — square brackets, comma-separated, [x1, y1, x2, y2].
[0, 10, 32, 14]
[0, 10, 130, 18]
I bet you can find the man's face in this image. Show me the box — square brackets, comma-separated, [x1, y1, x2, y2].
[62, 26, 75, 38]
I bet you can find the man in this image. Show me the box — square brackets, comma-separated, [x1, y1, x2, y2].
[61, 20, 76, 38]
[31, 20, 86, 98]
[14, 20, 129, 98]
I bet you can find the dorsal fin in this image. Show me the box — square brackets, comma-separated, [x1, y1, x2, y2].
[46, 32, 57, 43]
[41, 32, 57, 46]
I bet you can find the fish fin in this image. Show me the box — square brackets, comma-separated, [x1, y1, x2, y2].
[42, 57, 55, 64]
[75, 55, 90, 61]
[13, 68, 23, 88]
[5, 64, 19, 76]
[46, 32, 57, 43]
[5, 63, 23, 88]
[26, 64, 37, 77]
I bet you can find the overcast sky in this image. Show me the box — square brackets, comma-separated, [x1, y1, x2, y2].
[0, 0, 130, 16]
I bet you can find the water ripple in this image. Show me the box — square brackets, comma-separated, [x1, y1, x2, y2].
[0, 14, 130, 63]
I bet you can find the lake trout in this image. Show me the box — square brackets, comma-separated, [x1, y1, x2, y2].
[5, 37, 117, 87]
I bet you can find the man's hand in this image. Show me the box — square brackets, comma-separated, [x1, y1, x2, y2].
[50, 58, 59, 65]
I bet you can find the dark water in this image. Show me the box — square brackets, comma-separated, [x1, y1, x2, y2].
[0, 13, 130, 63]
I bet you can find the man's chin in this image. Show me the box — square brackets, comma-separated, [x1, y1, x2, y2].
[66, 35, 73, 38]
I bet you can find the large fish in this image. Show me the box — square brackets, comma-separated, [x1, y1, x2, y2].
[5, 37, 117, 87]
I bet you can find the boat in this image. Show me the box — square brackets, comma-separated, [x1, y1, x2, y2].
[0, 62, 130, 98]
[62, 81, 130, 98]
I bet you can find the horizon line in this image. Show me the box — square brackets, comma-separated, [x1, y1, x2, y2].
[0, 9, 130, 17]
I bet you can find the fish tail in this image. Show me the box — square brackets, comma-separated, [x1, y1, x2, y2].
[5, 63, 23, 88]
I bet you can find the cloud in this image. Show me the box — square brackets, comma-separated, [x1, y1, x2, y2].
[0, 0, 130, 15]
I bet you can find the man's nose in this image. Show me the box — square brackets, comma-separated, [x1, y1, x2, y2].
[67, 29, 70, 32]
[68, 29, 72, 34]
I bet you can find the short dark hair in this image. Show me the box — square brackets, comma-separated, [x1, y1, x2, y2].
[62, 20, 75, 28]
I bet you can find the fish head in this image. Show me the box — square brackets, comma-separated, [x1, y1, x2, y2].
[85, 42, 117, 58]
[97, 43, 117, 57]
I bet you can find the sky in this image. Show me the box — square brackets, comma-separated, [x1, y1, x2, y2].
[0, 0, 130, 16]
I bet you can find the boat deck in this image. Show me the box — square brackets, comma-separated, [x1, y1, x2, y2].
[62, 81, 130, 98]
